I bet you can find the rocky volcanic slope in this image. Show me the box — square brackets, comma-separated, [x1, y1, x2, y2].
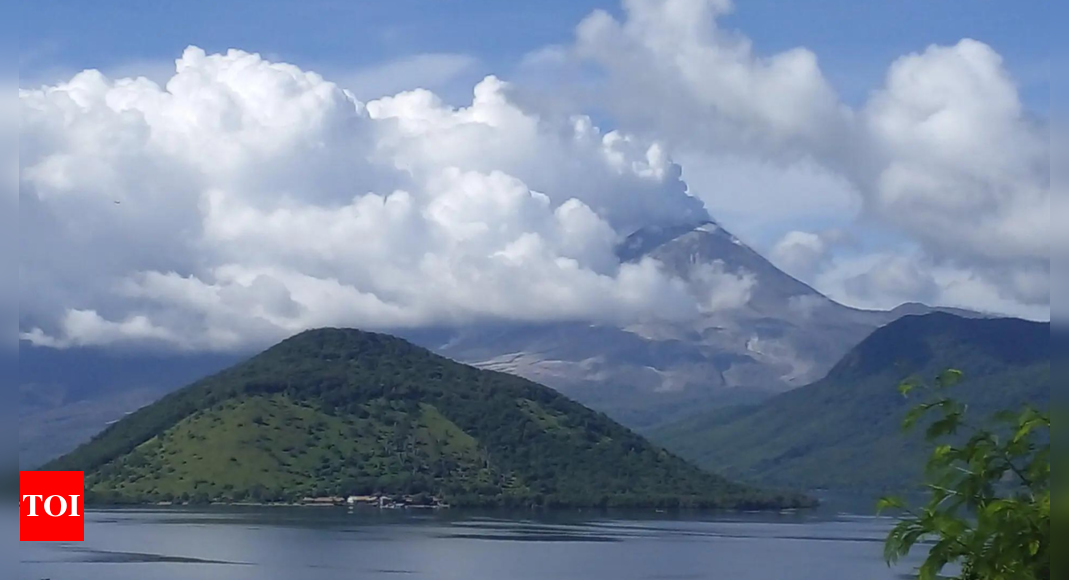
[433, 221, 967, 429]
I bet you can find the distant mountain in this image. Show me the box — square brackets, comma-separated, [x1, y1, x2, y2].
[432, 221, 971, 429]
[21, 220, 979, 466]
[18, 344, 240, 468]
[46, 328, 809, 509]
[650, 313, 1050, 491]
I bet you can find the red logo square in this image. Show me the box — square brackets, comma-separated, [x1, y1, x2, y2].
[20, 471, 85, 542]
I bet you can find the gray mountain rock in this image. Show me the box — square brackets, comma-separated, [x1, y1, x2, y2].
[431, 221, 966, 430]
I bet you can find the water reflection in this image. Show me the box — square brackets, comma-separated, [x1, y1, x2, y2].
[21, 506, 922, 580]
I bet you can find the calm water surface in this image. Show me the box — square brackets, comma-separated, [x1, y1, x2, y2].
[20, 504, 923, 580]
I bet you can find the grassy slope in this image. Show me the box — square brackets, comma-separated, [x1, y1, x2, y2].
[90, 395, 494, 502]
[651, 314, 1050, 491]
[51, 328, 809, 509]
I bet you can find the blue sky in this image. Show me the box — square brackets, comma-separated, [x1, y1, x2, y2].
[20, 0, 1049, 111]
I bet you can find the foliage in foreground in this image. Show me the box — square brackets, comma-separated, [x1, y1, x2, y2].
[880, 370, 1050, 580]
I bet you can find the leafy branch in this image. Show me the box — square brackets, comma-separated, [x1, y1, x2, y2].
[880, 369, 1049, 580]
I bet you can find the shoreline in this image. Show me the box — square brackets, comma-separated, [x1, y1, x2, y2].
[83, 501, 818, 515]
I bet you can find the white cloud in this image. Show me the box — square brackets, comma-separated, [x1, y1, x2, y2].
[770, 231, 830, 280]
[814, 251, 1049, 321]
[768, 228, 856, 283]
[573, 0, 850, 158]
[787, 294, 829, 320]
[689, 261, 755, 312]
[19, 47, 730, 351]
[841, 255, 939, 308]
[20, 310, 179, 349]
[861, 40, 1048, 266]
[17, 1, 1052, 353]
[548, 0, 1048, 316]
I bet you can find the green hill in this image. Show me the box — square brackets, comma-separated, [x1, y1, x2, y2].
[47, 328, 809, 509]
[650, 313, 1050, 491]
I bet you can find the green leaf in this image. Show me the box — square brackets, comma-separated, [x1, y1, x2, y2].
[903, 406, 926, 430]
[934, 369, 964, 389]
[885, 374, 1050, 580]
[903, 400, 949, 430]
[898, 377, 921, 396]
[925, 412, 962, 440]
[877, 496, 906, 514]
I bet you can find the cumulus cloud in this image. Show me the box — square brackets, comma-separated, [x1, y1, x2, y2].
[17, 1, 1052, 352]
[553, 0, 1049, 316]
[572, 0, 850, 158]
[859, 40, 1049, 303]
[19, 47, 732, 351]
[812, 251, 1049, 321]
[20, 310, 179, 349]
[771, 230, 837, 280]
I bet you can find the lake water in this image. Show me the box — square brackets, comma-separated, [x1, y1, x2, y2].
[19, 504, 924, 580]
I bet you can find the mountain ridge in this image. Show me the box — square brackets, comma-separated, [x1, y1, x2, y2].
[48, 327, 810, 509]
[438, 221, 978, 429]
[650, 313, 1050, 491]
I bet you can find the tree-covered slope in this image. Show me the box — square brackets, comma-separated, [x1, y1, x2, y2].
[650, 313, 1050, 491]
[47, 328, 808, 509]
